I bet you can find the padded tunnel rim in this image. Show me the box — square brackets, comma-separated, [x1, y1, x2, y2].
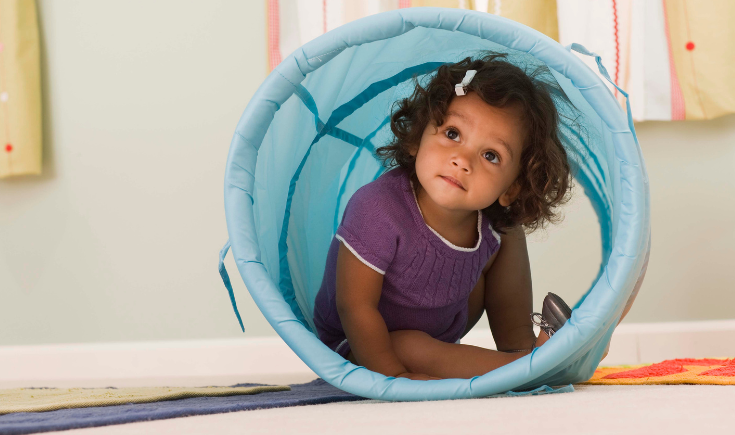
[223, 7, 650, 401]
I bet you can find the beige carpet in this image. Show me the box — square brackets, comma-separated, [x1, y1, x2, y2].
[51, 383, 732, 435]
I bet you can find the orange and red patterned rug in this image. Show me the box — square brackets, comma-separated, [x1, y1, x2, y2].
[580, 358, 735, 385]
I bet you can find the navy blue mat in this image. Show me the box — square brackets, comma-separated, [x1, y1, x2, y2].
[0, 379, 366, 435]
[0, 379, 572, 435]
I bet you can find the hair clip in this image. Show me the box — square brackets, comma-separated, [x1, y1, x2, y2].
[455, 70, 477, 96]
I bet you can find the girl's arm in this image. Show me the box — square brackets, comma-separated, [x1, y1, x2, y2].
[335, 242, 408, 378]
[483, 225, 537, 351]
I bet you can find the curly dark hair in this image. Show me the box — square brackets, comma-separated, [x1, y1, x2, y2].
[375, 52, 579, 235]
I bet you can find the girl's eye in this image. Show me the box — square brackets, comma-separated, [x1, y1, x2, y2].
[445, 128, 460, 142]
[483, 151, 500, 164]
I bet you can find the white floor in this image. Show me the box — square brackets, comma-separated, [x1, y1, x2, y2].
[53, 381, 733, 435]
[4, 321, 735, 435]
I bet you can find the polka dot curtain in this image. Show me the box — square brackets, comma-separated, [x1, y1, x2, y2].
[557, 0, 735, 122]
[0, 0, 42, 179]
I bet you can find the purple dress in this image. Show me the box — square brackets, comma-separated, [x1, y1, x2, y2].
[312, 167, 502, 358]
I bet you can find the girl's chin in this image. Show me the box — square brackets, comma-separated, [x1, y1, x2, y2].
[425, 190, 467, 210]
[426, 189, 490, 213]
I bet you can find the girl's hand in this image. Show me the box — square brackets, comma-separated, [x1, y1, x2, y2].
[395, 372, 442, 381]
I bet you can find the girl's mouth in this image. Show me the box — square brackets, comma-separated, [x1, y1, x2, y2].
[441, 176, 465, 190]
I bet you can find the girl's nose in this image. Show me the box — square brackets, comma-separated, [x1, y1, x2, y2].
[451, 155, 471, 173]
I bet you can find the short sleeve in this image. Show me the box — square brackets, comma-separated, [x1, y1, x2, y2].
[335, 185, 399, 275]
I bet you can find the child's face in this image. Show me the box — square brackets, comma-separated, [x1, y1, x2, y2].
[410, 92, 525, 213]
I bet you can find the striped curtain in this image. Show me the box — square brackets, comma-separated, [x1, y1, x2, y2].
[266, 0, 559, 72]
[0, 0, 42, 179]
[267, 0, 735, 122]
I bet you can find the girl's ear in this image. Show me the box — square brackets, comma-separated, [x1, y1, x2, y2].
[408, 143, 418, 157]
[499, 180, 521, 207]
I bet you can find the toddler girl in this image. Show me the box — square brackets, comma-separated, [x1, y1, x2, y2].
[313, 53, 577, 380]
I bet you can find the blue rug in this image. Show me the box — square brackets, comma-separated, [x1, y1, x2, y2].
[0, 379, 572, 434]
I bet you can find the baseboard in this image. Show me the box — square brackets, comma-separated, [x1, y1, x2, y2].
[2, 320, 734, 388]
[461, 319, 735, 367]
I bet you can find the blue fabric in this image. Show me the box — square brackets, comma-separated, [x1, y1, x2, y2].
[220, 7, 651, 401]
[0, 379, 572, 434]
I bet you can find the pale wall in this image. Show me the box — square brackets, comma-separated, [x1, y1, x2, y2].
[1, 1, 733, 346]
